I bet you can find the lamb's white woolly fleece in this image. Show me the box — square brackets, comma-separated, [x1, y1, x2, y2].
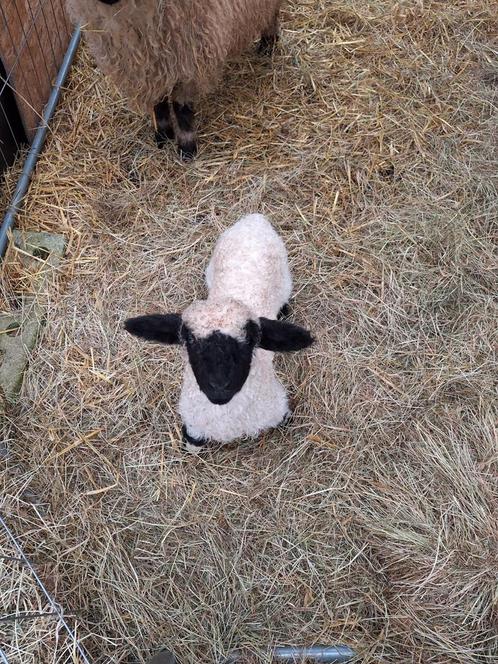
[179, 213, 292, 449]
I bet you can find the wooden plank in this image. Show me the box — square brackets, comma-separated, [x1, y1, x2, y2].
[0, 0, 71, 140]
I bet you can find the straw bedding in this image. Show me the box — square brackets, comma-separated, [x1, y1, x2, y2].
[1, 0, 497, 662]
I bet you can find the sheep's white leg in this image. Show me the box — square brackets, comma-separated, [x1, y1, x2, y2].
[172, 83, 197, 161]
[153, 97, 175, 148]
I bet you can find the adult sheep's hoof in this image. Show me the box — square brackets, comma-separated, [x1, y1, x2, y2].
[178, 141, 198, 161]
[155, 128, 175, 148]
[182, 425, 208, 454]
[258, 33, 279, 56]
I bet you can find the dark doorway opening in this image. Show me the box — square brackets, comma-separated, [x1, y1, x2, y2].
[0, 57, 28, 179]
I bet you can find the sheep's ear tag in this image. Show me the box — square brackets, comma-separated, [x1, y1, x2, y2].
[259, 318, 314, 353]
[124, 314, 182, 345]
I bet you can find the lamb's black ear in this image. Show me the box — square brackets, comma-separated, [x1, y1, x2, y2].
[97, 0, 121, 5]
[259, 318, 314, 352]
[124, 314, 182, 345]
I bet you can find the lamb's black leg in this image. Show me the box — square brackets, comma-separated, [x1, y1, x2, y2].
[277, 302, 291, 320]
[172, 101, 197, 161]
[258, 10, 280, 55]
[153, 98, 175, 148]
[279, 410, 293, 427]
[182, 425, 208, 453]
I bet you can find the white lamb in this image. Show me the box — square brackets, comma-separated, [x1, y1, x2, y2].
[125, 214, 313, 452]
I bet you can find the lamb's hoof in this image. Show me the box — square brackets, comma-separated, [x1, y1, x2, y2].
[155, 128, 175, 148]
[178, 141, 197, 161]
[258, 34, 279, 56]
[278, 303, 291, 320]
[279, 410, 293, 427]
[182, 425, 208, 454]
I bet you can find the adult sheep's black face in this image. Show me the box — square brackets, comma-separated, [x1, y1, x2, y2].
[125, 298, 314, 406]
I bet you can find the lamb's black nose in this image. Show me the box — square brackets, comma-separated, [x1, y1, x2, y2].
[209, 394, 232, 406]
[204, 380, 234, 404]
[208, 376, 230, 391]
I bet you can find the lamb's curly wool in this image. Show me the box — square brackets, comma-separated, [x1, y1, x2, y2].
[205, 213, 292, 318]
[180, 214, 292, 447]
[66, 0, 282, 112]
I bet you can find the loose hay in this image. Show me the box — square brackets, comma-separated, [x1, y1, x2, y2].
[1, 0, 497, 662]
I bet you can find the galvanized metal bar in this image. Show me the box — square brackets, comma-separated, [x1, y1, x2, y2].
[0, 24, 81, 259]
[272, 645, 356, 662]
[223, 645, 357, 663]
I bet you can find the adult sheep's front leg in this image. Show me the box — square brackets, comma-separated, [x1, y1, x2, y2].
[153, 98, 175, 148]
[258, 8, 281, 55]
[172, 84, 198, 161]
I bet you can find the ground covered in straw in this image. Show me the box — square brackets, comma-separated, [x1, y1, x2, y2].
[1, 1, 497, 662]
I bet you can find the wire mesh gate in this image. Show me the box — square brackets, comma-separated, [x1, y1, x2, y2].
[0, 2, 87, 662]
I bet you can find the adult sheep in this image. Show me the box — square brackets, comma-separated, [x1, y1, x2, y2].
[66, 0, 283, 159]
[125, 214, 313, 452]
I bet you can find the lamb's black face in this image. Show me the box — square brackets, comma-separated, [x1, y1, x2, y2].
[182, 321, 260, 405]
[125, 310, 314, 407]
